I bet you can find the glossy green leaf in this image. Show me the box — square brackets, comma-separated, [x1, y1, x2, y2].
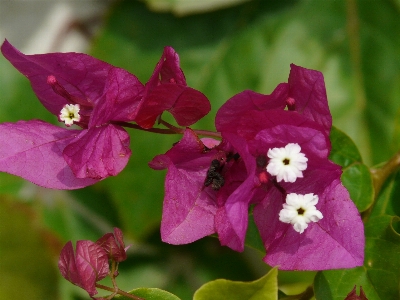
[329, 126, 374, 212]
[114, 287, 181, 300]
[314, 215, 400, 300]
[329, 126, 362, 168]
[341, 163, 374, 212]
[193, 267, 278, 300]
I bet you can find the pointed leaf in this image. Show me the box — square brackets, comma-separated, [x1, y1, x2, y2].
[193, 267, 278, 300]
[114, 287, 181, 300]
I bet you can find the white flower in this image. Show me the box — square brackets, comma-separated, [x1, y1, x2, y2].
[266, 143, 308, 182]
[279, 193, 323, 234]
[59, 104, 81, 126]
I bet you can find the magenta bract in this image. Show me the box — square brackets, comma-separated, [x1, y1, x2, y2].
[149, 129, 220, 244]
[212, 65, 364, 269]
[58, 240, 109, 296]
[152, 64, 364, 270]
[96, 227, 130, 262]
[0, 120, 98, 189]
[133, 46, 211, 128]
[0, 40, 143, 188]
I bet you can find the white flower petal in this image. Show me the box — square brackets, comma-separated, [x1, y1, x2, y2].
[266, 143, 308, 182]
[59, 104, 81, 126]
[279, 193, 323, 234]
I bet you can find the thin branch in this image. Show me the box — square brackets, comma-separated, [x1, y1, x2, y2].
[370, 150, 400, 197]
[362, 150, 400, 221]
[111, 121, 178, 134]
[95, 283, 145, 300]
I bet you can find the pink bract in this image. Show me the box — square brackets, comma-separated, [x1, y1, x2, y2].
[96, 227, 130, 262]
[0, 40, 143, 188]
[58, 240, 109, 296]
[133, 46, 211, 128]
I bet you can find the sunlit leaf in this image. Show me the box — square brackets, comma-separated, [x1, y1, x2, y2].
[114, 287, 181, 300]
[193, 267, 278, 300]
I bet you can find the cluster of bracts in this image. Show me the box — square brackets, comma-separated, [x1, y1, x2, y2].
[0, 40, 364, 297]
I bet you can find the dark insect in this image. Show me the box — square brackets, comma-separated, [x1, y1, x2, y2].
[204, 159, 225, 191]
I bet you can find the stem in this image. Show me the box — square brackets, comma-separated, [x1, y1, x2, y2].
[362, 150, 400, 222]
[95, 283, 145, 300]
[370, 150, 400, 197]
[159, 118, 222, 138]
[158, 118, 184, 133]
[113, 119, 222, 139]
[112, 121, 178, 134]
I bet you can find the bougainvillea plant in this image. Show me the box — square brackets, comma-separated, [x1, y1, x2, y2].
[2, 35, 397, 299]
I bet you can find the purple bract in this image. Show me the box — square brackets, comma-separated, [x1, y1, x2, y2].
[152, 64, 364, 270]
[0, 41, 210, 189]
[58, 240, 109, 296]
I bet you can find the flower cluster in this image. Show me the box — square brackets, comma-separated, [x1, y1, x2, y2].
[0, 40, 210, 189]
[1, 40, 364, 271]
[150, 65, 364, 270]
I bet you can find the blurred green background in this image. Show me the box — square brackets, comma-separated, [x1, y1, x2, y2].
[1, 0, 400, 299]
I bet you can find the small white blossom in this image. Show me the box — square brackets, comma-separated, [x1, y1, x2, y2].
[59, 104, 81, 126]
[266, 143, 308, 182]
[279, 193, 323, 234]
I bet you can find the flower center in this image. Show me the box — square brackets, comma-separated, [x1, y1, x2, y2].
[279, 193, 323, 234]
[297, 207, 305, 215]
[266, 143, 308, 182]
[59, 104, 81, 126]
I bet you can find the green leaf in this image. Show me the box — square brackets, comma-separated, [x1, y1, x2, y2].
[329, 126, 374, 212]
[314, 215, 400, 300]
[115, 287, 181, 300]
[329, 126, 362, 168]
[193, 267, 278, 300]
[370, 169, 400, 218]
[341, 163, 374, 212]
